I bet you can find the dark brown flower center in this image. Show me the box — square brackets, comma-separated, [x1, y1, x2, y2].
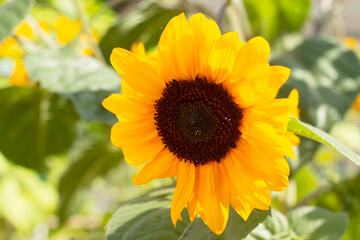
[154, 76, 243, 166]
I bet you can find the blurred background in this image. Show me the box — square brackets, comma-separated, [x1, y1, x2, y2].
[0, 0, 360, 239]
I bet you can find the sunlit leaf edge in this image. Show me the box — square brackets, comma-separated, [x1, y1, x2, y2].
[288, 116, 360, 166]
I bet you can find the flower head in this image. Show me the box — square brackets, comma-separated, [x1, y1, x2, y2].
[103, 13, 296, 234]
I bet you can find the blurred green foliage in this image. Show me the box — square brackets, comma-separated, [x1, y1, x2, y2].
[0, 0, 359, 239]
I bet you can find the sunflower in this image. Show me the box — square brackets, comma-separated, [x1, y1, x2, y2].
[103, 13, 297, 235]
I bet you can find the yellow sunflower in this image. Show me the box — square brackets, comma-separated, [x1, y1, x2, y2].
[103, 13, 296, 234]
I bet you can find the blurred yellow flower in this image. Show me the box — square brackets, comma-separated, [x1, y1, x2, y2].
[79, 32, 100, 56]
[54, 15, 81, 44]
[343, 37, 357, 50]
[10, 59, 29, 86]
[352, 94, 360, 111]
[104, 13, 296, 235]
[14, 21, 37, 40]
[0, 37, 23, 58]
[286, 89, 301, 146]
[38, 20, 51, 34]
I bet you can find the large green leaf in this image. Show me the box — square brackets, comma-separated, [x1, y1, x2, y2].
[100, 3, 182, 64]
[274, 38, 360, 170]
[288, 116, 360, 166]
[248, 207, 348, 240]
[58, 142, 123, 221]
[24, 48, 120, 124]
[0, 87, 78, 170]
[275, 38, 360, 131]
[106, 192, 270, 240]
[0, 0, 34, 42]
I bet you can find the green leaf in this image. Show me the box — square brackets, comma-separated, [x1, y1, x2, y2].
[0, 87, 78, 171]
[58, 142, 123, 221]
[275, 38, 360, 131]
[100, 3, 182, 64]
[288, 207, 348, 240]
[274, 38, 360, 169]
[0, 0, 34, 42]
[24, 48, 121, 124]
[249, 207, 348, 240]
[288, 116, 360, 166]
[106, 193, 270, 240]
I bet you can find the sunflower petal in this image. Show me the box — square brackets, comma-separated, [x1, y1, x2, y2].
[188, 13, 221, 77]
[231, 36, 270, 80]
[121, 136, 164, 165]
[206, 32, 244, 84]
[187, 192, 198, 222]
[132, 149, 178, 185]
[111, 48, 164, 99]
[158, 13, 198, 82]
[246, 98, 293, 133]
[231, 66, 291, 107]
[196, 162, 229, 235]
[224, 149, 271, 210]
[171, 160, 195, 226]
[110, 118, 157, 147]
[230, 191, 253, 221]
[102, 94, 153, 121]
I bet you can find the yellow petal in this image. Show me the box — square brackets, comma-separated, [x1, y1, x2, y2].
[231, 66, 291, 107]
[196, 162, 229, 235]
[230, 191, 253, 221]
[0, 37, 23, 58]
[111, 48, 164, 100]
[158, 13, 198, 82]
[206, 32, 244, 84]
[110, 118, 158, 147]
[131, 42, 146, 56]
[243, 119, 295, 160]
[237, 142, 290, 192]
[231, 36, 270, 80]
[352, 93, 360, 111]
[54, 16, 81, 44]
[288, 88, 300, 119]
[132, 148, 178, 185]
[245, 98, 292, 133]
[224, 149, 271, 210]
[102, 94, 154, 121]
[14, 21, 36, 40]
[171, 160, 195, 226]
[121, 136, 164, 166]
[285, 132, 301, 146]
[39, 20, 51, 33]
[188, 13, 221, 77]
[10, 59, 29, 86]
[187, 193, 198, 222]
